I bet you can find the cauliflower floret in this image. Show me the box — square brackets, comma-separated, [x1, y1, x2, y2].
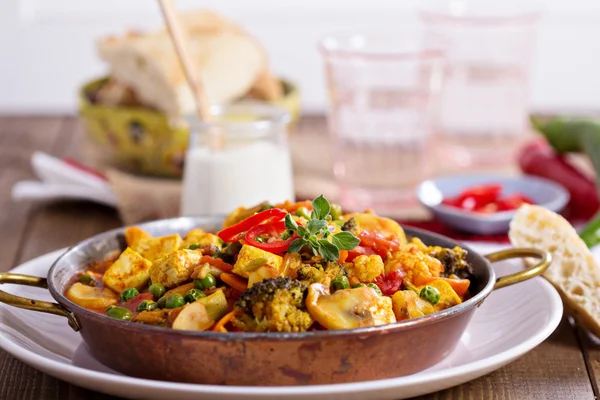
[232, 245, 282, 278]
[133, 234, 182, 262]
[149, 249, 203, 289]
[386, 241, 443, 286]
[306, 284, 396, 330]
[346, 255, 384, 283]
[102, 247, 152, 293]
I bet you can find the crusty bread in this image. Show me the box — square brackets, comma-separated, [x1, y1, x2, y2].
[509, 204, 600, 337]
[97, 10, 269, 117]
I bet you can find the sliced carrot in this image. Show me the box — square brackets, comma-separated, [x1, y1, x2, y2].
[338, 250, 348, 263]
[213, 310, 236, 332]
[419, 276, 470, 297]
[274, 200, 313, 213]
[221, 272, 248, 293]
[349, 276, 360, 287]
[199, 255, 233, 273]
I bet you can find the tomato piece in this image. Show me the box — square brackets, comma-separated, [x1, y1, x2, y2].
[217, 208, 287, 242]
[358, 230, 400, 258]
[444, 184, 501, 211]
[121, 293, 153, 313]
[496, 194, 535, 211]
[245, 221, 298, 253]
[371, 270, 405, 296]
[346, 245, 376, 262]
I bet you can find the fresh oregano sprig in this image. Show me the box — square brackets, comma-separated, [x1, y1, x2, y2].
[285, 195, 359, 260]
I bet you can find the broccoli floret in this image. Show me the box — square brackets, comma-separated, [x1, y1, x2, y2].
[429, 246, 474, 280]
[341, 217, 359, 234]
[232, 277, 313, 332]
[297, 261, 347, 287]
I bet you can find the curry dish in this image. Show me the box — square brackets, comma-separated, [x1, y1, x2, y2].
[65, 196, 474, 333]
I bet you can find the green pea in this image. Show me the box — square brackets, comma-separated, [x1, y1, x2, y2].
[157, 296, 167, 309]
[78, 274, 95, 286]
[294, 206, 312, 220]
[120, 288, 139, 302]
[137, 300, 157, 312]
[367, 283, 383, 296]
[194, 273, 216, 290]
[420, 286, 441, 305]
[106, 305, 132, 321]
[149, 283, 165, 300]
[331, 275, 350, 291]
[352, 283, 367, 288]
[185, 288, 206, 303]
[164, 293, 185, 309]
[330, 204, 343, 220]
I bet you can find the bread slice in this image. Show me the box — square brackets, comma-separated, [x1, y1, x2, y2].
[97, 10, 265, 117]
[509, 204, 600, 337]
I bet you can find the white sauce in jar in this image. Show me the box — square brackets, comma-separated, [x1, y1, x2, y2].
[180, 141, 294, 216]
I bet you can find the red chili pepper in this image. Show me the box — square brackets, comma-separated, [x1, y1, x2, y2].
[358, 230, 400, 258]
[217, 208, 287, 242]
[346, 245, 376, 262]
[245, 221, 298, 253]
[371, 270, 405, 296]
[519, 139, 599, 219]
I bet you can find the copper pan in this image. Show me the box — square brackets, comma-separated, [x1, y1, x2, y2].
[0, 216, 550, 386]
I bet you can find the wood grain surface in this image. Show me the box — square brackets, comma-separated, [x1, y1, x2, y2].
[0, 116, 596, 400]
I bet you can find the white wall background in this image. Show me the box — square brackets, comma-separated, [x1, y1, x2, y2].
[0, 0, 599, 115]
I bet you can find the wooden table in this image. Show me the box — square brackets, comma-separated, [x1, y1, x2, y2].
[0, 116, 598, 400]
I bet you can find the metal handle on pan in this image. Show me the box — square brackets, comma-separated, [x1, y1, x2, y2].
[0, 273, 80, 331]
[485, 248, 552, 290]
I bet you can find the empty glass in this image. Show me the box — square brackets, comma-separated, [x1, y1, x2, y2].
[419, 0, 543, 169]
[319, 31, 444, 215]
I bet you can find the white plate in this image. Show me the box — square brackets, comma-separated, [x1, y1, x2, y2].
[0, 244, 563, 400]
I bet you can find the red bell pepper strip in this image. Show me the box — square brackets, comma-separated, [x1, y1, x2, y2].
[358, 230, 400, 258]
[217, 208, 287, 242]
[245, 221, 299, 253]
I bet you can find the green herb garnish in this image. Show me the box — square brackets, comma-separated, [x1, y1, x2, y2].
[285, 195, 359, 260]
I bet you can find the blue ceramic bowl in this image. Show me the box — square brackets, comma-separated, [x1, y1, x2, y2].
[416, 174, 570, 235]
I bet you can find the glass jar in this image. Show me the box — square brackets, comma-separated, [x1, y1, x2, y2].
[180, 102, 294, 216]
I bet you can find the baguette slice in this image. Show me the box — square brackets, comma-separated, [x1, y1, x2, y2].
[97, 11, 265, 117]
[509, 204, 600, 337]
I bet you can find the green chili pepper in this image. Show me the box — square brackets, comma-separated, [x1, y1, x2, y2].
[78, 274, 95, 286]
[294, 207, 312, 220]
[137, 300, 158, 312]
[580, 213, 600, 248]
[366, 283, 382, 296]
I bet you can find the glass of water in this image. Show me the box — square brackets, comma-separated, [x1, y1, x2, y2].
[319, 30, 444, 215]
[419, 0, 542, 169]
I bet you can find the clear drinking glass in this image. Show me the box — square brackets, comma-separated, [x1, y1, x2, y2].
[419, 0, 542, 169]
[180, 102, 294, 216]
[319, 31, 444, 215]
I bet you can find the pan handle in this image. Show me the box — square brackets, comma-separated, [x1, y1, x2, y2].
[485, 248, 552, 290]
[0, 273, 80, 331]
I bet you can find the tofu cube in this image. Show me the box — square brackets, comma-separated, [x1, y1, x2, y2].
[182, 229, 222, 250]
[124, 226, 152, 248]
[133, 234, 182, 262]
[232, 245, 283, 278]
[149, 249, 203, 289]
[102, 247, 152, 293]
